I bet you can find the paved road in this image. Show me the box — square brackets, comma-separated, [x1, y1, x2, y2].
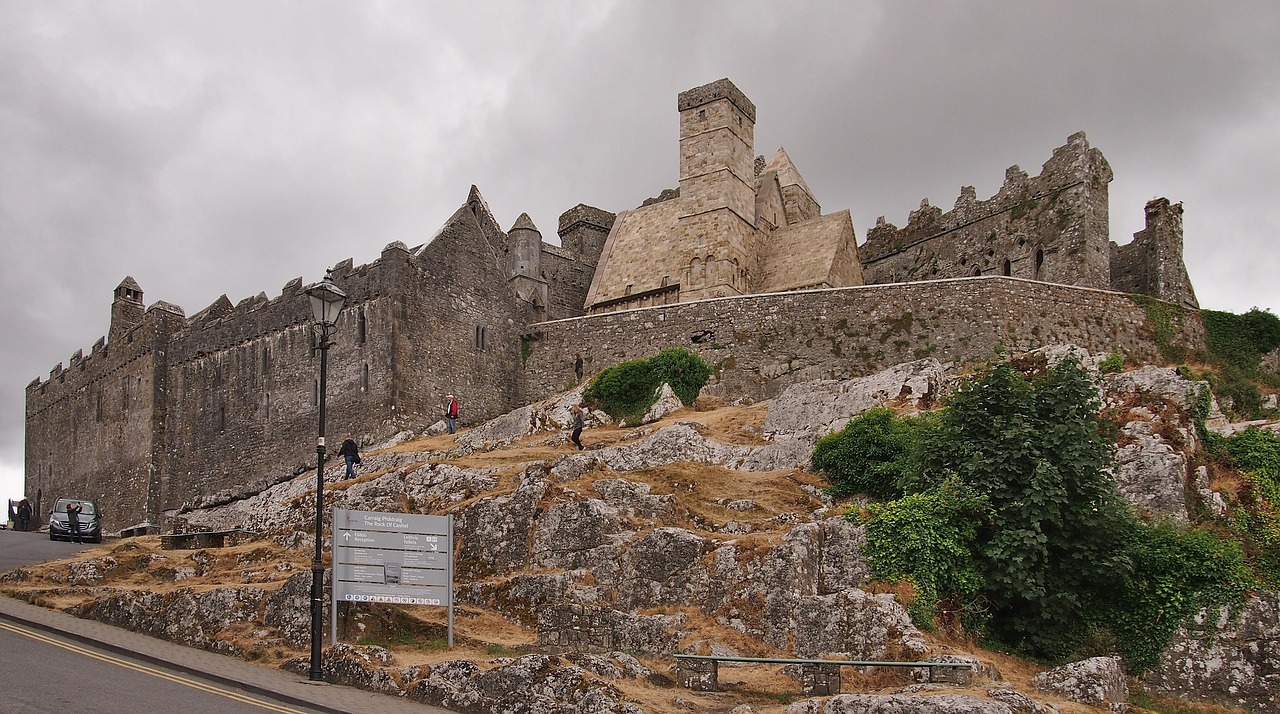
[0, 529, 456, 714]
[1, 618, 329, 713]
[0, 525, 95, 572]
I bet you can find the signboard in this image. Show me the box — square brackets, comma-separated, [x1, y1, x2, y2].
[331, 508, 454, 645]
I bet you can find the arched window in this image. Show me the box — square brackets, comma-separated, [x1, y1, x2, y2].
[357, 309, 367, 344]
[1035, 249, 1045, 279]
[362, 363, 370, 392]
[972, 267, 982, 277]
[474, 325, 488, 352]
[690, 258, 703, 287]
[1002, 259, 1012, 276]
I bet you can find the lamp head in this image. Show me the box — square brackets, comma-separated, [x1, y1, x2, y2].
[305, 272, 347, 326]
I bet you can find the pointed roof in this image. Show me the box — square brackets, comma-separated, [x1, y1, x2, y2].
[117, 276, 142, 292]
[510, 213, 539, 233]
[764, 147, 815, 203]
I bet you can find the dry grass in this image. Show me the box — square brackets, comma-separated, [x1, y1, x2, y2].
[0, 399, 1249, 714]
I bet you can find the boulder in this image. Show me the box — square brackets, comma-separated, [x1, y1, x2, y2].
[1032, 656, 1128, 710]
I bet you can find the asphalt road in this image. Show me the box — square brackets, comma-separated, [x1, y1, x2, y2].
[0, 618, 330, 714]
[0, 525, 96, 572]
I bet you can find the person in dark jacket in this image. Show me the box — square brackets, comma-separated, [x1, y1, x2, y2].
[16, 499, 31, 532]
[338, 433, 360, 478]
[66, 501, 83, 543]
[573, 353, 584, 383]
[570, 404, 585, 450]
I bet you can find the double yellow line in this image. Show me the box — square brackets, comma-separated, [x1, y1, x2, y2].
[0, 619, 310, 713]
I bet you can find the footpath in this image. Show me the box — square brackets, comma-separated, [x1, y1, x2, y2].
[0, 594, 455, 714]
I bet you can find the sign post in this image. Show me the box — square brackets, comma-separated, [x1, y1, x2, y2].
[331, 508, 454, 646]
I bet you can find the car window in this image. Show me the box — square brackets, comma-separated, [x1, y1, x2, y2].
[53, 500, 96, 515]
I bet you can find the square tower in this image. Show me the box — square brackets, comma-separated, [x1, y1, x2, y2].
[676, 78, 759, 299]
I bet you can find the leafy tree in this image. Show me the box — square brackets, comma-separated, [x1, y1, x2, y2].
[919, 356, 1137, 658]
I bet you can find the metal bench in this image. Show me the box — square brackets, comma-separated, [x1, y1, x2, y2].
[674, 653, 974, 695]
[160, 528, 258, 550]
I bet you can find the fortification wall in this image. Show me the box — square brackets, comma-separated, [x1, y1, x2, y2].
[521, 277, 1205, 403]
[24, 307, 182, 529]
[160, 268, 402, 516]
[859, 133, 1112, 290]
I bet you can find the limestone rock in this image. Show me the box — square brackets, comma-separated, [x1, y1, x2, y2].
[1143, 592, 1280, 712]
[1032, 656, 1128, 710]
[641, 383, 684, 424]
[763, 358, 947, 440]
[791, 588, 927, 660]
[1110, 420, 1191, 521]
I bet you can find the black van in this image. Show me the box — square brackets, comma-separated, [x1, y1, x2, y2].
[48, 499, 103, 543]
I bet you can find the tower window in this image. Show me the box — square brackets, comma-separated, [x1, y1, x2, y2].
[1002, 259, 1012, 276]
[475, 325, 488, 351]
[362, 363, 370, 392]
[698, 109, 706, 121]
[357, 309, 367, 344]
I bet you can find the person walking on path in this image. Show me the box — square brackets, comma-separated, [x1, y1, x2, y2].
[338, 433, 360, 478]
[16, 499, 31, 532]
[570, 404, 585, 450]
[573, 353, 584, 383]
[66, 501, 83, 544]
[444, 394, 460, 435]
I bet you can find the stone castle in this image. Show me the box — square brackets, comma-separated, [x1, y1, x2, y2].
[25, 78, 1204, 531]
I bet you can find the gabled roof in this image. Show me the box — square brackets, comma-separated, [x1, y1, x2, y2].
[764, 147, 816, 204]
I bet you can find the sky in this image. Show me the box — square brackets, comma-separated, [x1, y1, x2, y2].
[2, 1, 1279, 503]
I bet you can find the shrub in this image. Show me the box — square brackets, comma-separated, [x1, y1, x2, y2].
[583, 348, 710, 423]
[1106, 522, 1254, 672]
[812, 407, 919, 499]
[861, 478, 985, 627]
[921, 356, 1137, 660]
[1099, 352, 1125, 374]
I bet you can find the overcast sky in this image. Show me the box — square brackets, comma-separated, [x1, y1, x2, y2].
[3, 1, 1278, 504]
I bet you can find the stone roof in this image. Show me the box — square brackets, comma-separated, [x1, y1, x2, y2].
[757, 210, 861, 293]
[764, 147, 815, 205]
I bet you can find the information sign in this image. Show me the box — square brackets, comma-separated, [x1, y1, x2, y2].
[331, 508, 454, 645]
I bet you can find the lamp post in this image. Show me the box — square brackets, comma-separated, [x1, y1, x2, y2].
[304, 270, 346, 682]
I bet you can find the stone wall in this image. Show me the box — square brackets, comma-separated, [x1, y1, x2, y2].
[860, 132, 1113, 291]
[25, 304, 184, 528]
[25, 189, 602, 531]
[521, 276, 1205, 404]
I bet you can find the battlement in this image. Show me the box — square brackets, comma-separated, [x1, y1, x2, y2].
[862, 132, 1112, 263]
[677, 78, 756, 123]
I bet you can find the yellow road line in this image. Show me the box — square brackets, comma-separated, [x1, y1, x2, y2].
[0, 620, 310, 713]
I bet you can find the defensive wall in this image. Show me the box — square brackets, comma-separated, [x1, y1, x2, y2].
[521, 277, 1206, 403]
[26, 190, 606, 530]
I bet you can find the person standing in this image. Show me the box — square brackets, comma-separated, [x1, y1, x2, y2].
[570, 404, 585, 450]
[16, 499, 31, 532]
[66, 501, 83, 544]
[573, 353, 584, 383]
[444, 394, 459, 435]
[338, 433, 360, 478]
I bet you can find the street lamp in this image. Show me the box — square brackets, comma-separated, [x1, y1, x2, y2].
[304, 270, 346, 682]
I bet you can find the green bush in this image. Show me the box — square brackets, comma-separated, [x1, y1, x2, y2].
[812, 407, 919, 499]
[582, 348, 710, 423]
[861, 478, 985, 627]
[1202, 308, 1280, 372]
[1099, 352, 1125, 374]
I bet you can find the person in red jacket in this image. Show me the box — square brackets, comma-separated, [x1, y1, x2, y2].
[444, 394, 459, 434]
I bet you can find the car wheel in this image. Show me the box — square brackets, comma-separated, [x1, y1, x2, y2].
[49, 532, 57, 541]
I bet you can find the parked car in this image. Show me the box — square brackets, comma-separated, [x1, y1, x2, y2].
[48, 498, 102, 543]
